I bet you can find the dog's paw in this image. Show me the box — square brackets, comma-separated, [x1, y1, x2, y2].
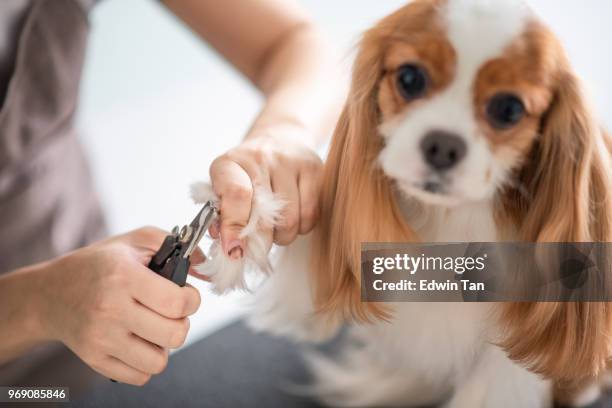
[190, 181, 216, 204]
[190, 181, 285, 294]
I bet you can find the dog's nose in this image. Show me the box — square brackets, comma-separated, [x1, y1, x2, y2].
[420, 130, 467, 171]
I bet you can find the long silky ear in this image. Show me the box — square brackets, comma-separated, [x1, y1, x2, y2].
[310, 27, 417, 323]
[499, 68, 612, 381]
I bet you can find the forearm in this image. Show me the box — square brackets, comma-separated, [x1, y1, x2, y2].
[162, 0, 344, 149]
[0, 263, 47, 364]
[247, 24, 344, 148]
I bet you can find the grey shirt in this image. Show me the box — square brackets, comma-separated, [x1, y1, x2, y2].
[0, 0, 106, 386]
[0, 1, 31, 105]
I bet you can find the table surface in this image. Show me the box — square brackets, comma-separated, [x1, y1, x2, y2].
[5, 320, 611, 408]
[72, 321, 325, 408]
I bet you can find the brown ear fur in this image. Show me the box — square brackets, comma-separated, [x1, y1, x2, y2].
[309, 17, 420, 323]
[499, 66, 612, 381]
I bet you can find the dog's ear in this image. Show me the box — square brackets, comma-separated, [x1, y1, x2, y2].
[310, 25, 417, 324]
[499, 65, 612, 381]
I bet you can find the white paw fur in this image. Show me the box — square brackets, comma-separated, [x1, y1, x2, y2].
[190, 181, 286, 294]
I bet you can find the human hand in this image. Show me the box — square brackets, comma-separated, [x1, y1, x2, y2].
[33, 227, 201, 385]
[209, 126, 323, 259]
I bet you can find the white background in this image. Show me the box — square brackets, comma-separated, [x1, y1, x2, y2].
[77, 0, 612, 346]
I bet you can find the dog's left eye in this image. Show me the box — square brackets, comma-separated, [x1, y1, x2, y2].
[396, 64, 428, 101]
[486, 93, 525, 129]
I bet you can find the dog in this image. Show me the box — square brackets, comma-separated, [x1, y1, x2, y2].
[192, 0, 612, 406]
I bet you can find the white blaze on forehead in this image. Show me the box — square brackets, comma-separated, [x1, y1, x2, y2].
[444, 0, 530, 79]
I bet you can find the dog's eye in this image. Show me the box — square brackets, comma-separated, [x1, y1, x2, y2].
[396, 64, 428, 101]
[486, 93, 525, 129]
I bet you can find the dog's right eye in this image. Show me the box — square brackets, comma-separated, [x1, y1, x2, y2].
[486, 93, 525, 129]
[396, 64, 428, 101]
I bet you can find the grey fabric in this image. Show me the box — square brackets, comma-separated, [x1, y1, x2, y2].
[0, 0, 107, 274]
[67, 321, 611, 408]
[0, 0, 31, 105]
[0, 0, 100, 106]
[72, 321, 326, 408]
[1, 320, 609, 407]
[0, 0, 106, 385]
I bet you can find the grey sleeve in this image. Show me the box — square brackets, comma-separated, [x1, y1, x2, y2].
[73, 0, 101, 13]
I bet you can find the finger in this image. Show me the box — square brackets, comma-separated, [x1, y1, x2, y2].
[189, 247, 206, 266]
[131, 265, 201, 318]
[126, 300, 191, 349]
[187, 247, 208, 279]
[271, 172, 300, 245]
[210, 157, 254, 259]
[208, 220, 220, 239]
[297, 169, 321, 234]
[124, 227, 170, 266]
[188, 269, 211, 281]
[188, 263, 211, 281]
[110, 333, 169, 376]
[94, 356, 151, 386]
[127, 226, 169, 253]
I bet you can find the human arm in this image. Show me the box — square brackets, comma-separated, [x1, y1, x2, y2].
[161, 0, 344, 254]
[0, 228, 201, 385]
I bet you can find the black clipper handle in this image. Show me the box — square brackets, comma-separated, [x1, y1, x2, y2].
[148, 234, 190, 287]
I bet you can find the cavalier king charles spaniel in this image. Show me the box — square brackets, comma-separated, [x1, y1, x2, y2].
[193, 0, 612, 406]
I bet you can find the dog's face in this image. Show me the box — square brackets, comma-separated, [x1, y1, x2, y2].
[313, 0, 612, 385]
[377, 0, 558, 206]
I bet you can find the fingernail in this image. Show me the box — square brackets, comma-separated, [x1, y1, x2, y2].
[227, 240, 243, 259]
[229, 247, 243, 260]
[209, 221, 221, 238]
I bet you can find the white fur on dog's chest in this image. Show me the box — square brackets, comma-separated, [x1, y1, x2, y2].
[400, 197, 499, 243]
[376, 199, 499, 389]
